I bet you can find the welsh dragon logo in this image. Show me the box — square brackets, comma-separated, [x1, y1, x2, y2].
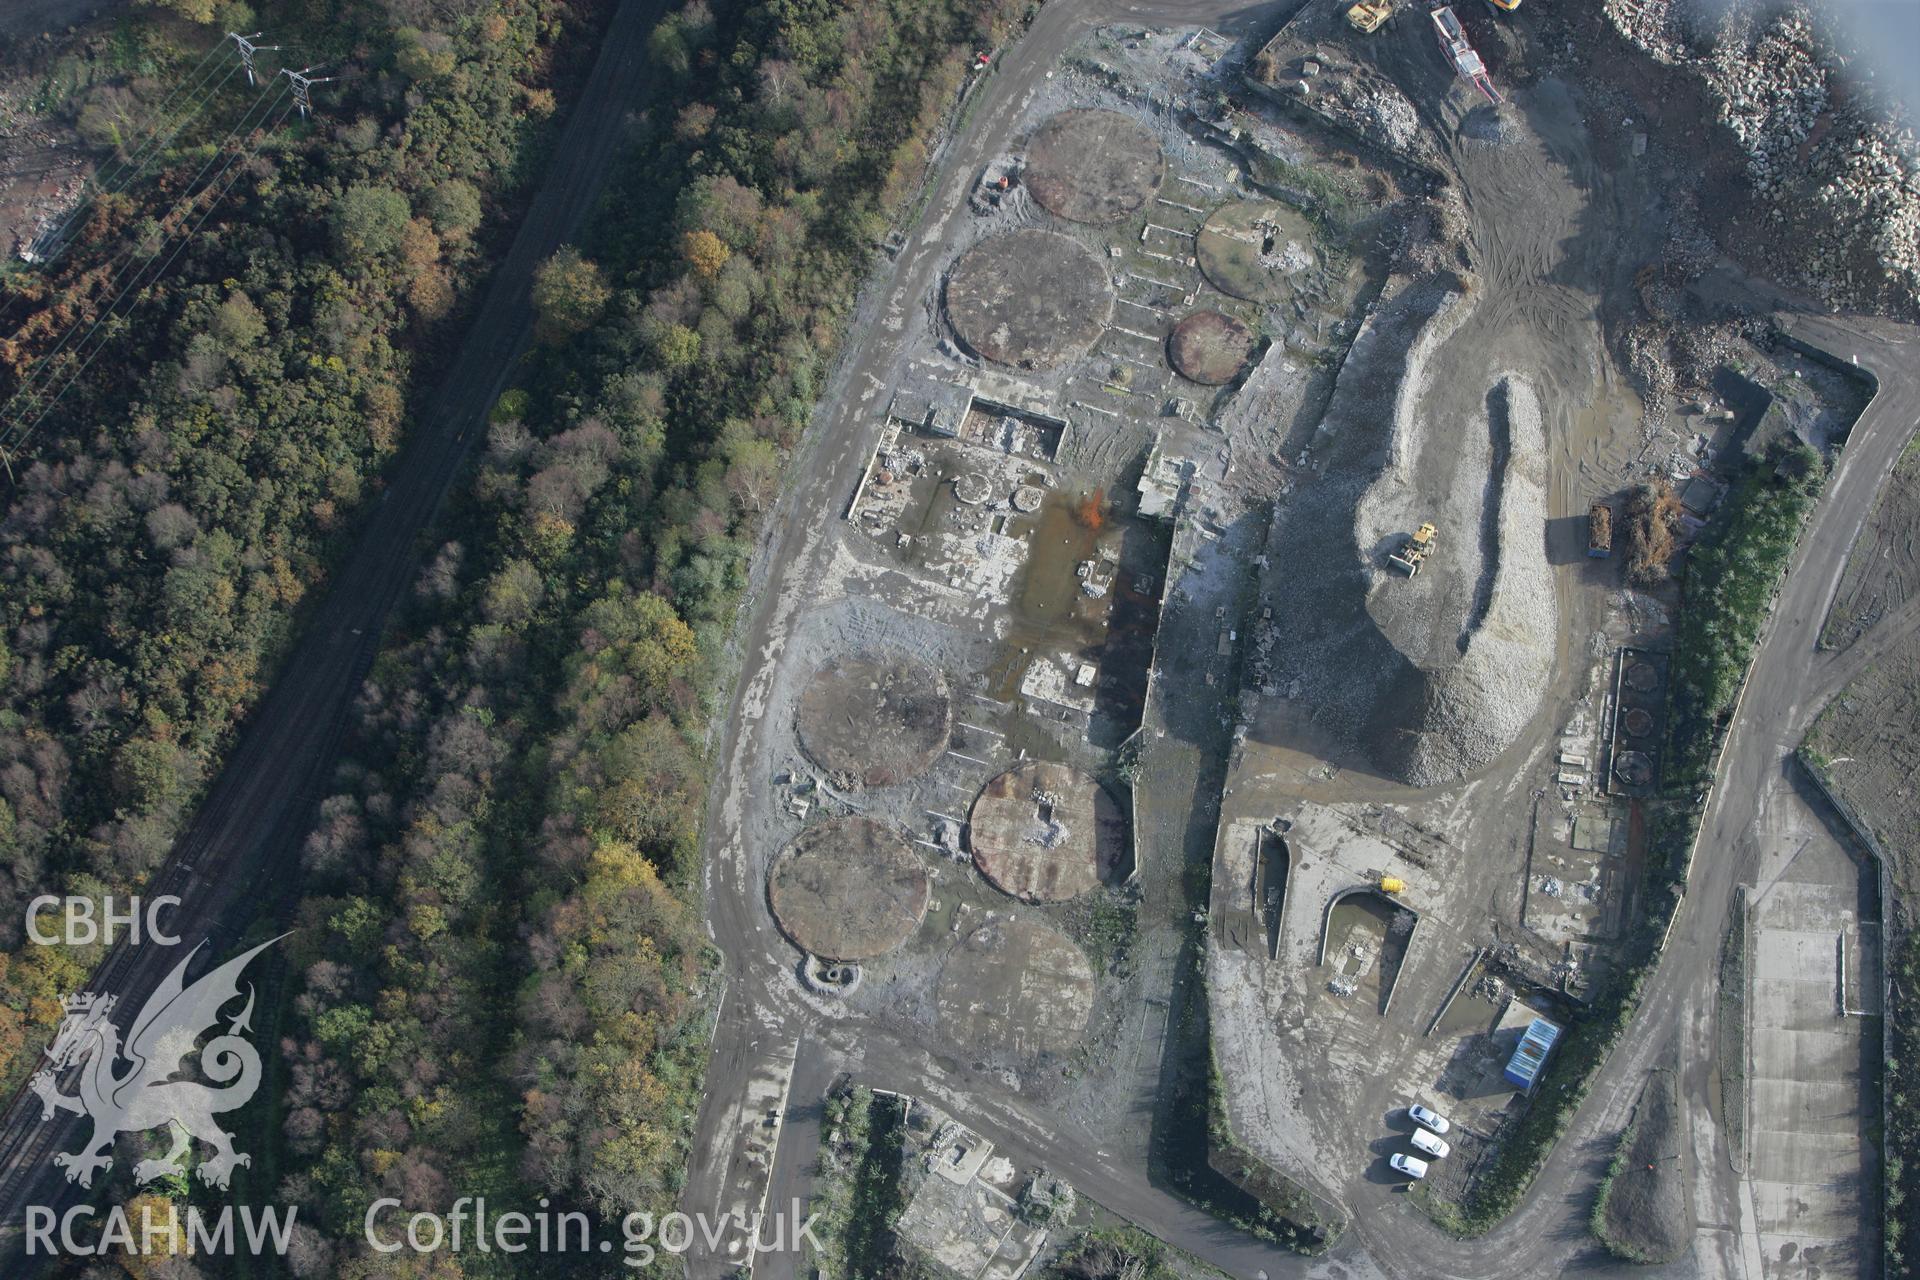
[30, 936, 281, 1190]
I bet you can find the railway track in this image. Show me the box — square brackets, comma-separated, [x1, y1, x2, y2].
[0, 0, 668, 1259]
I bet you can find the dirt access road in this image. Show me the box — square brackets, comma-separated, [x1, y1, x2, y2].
[0, 0, 667, 1255]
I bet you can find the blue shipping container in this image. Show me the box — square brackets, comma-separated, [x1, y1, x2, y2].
[1503, 1016, 1562, 1091]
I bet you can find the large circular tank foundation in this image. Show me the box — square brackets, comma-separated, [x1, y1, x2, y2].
[768, 817, 930, 961]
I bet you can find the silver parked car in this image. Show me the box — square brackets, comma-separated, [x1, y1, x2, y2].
[1406, 1103, 1451, 1134]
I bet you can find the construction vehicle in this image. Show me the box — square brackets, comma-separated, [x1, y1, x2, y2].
[1388, 523, 1436, 576]
[1346, 0, 1393, 32]
[1487, 0, 1520, 10]
[1431, 6, 1503, 105]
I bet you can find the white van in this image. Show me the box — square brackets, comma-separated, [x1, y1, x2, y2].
[1389, 1152, 1428, 1179]
[1410, 1128, 1451, 1159]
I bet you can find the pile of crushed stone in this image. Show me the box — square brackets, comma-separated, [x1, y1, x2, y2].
[1378, 375, 1556, 786]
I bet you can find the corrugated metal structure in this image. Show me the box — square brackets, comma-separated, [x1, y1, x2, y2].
[1503, 1016, 1562, 1091]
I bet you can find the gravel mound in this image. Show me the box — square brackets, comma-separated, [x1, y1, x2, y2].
[1263, 268, 1554, 787]
[1359, 90, 1419, 154]
[1376, 376, 1556, 786]
[1258, 274, 1466, 760]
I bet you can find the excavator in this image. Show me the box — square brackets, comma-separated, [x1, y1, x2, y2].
[1351, 0, 1513, 35]
[1388, 523, 1436, 576]
[1346, 0, 1393, 32]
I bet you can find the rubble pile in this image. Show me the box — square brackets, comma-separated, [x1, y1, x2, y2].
[1704, 10, 1828, 194]
[1393, 375, 1557, 787]
[1600, 0, 1690, 65]
[1245, 10, 1437, 169]
[1805, 122, 1920, 302]
[1622, 323, 1677, 420]
[1359, 90, 1419, 155]
[1389, 189, 1470, 277]
[1660, 192, 1718, 281]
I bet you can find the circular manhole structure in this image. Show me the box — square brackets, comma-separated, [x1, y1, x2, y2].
[1623, 707, 1655, 738]
[945, 229, 1114, 370]
[1625, 660, 1659, 692]
[1024, 109, 1166, 224]
[1196, 200, 1318, 303]
[935, 917, 1095, 1057]
[796, 651, 952, 788]
[969, 761, 1126, 902]
[1614, 751, 1655, 788]
[769, 817, 930, 961]
[1011, 484, 1045, 513]
[1169, 311, 1255, 384]
[801, 954, 865, 997]
[954, 472, 996, 505]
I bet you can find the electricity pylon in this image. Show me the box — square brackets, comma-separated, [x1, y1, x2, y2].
[227, 31, 281, 86]
[281, 66, 336, 119]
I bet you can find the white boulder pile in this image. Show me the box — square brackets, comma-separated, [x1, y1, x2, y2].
[1602, 0, 1920, 310]
[1360, 90, 1419, 154]
[1705, 10, 1827, 195]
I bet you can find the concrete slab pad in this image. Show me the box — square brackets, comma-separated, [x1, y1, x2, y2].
[1750, 1180, 1870, 1239]
[1755, 1231, 1867, 1278]
[1749, 977, 1840, 1027]
[1748, 1079, 1867, 1131]
[1749, 1130, 1872, 1183]
[1752, 879, 1856, 929]
[935, 916, 1094, 1058]
[1750, 929, 1842, 983]
[1751, 1026, 1871, 1084]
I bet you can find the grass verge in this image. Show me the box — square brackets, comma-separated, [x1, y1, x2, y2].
[1717, 887, 1748, 1162]
[1200, 1041, 1347, 1252]
[1590, 1070, 1687, 1264]
[810, 1087, 910, 1279]
[1884, 931, 1920, 1277]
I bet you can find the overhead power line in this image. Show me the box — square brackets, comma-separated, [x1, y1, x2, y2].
[2, 77, 289, 421]
[0, 85, 297, 460]
[24, 41, 244, 265]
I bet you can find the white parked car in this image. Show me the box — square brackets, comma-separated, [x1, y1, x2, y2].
[1406, 1104, 1451, 1134]
[1410, 1128, 1450, 1159]
[1389, 1152, 1428, 1179]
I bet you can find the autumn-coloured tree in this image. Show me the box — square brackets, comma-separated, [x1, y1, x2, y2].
[114, 1193, 189, 1278]
[258, 0, 1035, 1258]
[682, 228, 731, 279]
[531, 246, 611, 343]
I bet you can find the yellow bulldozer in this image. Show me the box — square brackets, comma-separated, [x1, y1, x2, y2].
[1388, 523, 1436, 576]
[1346, 0, 1393, 32]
